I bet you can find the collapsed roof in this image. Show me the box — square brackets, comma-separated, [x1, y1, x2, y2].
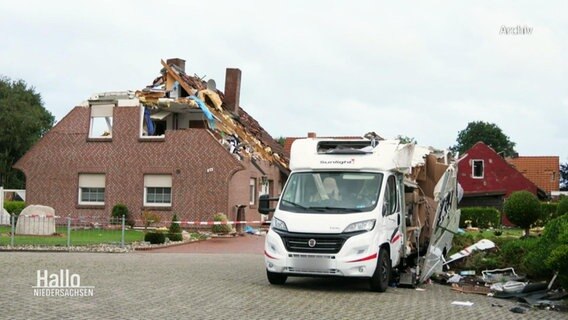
[135, 59, 289, 173]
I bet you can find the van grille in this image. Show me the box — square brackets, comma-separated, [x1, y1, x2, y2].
[281, 235, 346, 254]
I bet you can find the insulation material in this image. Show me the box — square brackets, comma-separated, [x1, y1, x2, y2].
[197, 89, 223, 110]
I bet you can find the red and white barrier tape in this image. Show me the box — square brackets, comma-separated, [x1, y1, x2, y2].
[13, 216, 270, 225]
[174, 220, 269, 225]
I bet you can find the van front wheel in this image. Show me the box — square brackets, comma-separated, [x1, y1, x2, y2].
[267, 270, 287, 285]
[370, 248, 390, 292]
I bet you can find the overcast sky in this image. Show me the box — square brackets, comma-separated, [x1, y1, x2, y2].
[1, 1, 566, 161]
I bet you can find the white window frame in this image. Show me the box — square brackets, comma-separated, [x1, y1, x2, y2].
[78, 174, 106, 205]
[140, 105, 169, 139]
[249, 178, 256, 205]
[472, 159, 484, 179]
[143, 174, 172, 207]
[89, 104, 114, 139]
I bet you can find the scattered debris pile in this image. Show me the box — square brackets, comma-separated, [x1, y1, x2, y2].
[135, 58, 288, 172]
[434, 260, 567, 313]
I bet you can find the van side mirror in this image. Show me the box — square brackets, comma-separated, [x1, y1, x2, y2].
[259, 194, 278, 214]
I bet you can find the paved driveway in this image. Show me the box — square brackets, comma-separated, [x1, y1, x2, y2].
[0, 240, 564, 319]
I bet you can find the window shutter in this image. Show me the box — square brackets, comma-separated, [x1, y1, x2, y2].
[144, 175, 172, 187]
[79, 174, 106, 188]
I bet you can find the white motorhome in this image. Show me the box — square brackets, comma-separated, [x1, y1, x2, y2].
[259, 138, 461, 292]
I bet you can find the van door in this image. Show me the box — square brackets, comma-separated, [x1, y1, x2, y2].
[383, 175, 403, 267]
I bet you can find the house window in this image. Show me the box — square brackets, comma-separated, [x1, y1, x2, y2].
[140, 106, 171, 137]
[89, 104, 114, 138]
[472, 160, 484, 178]
[78, 174, 105, 205]
[249, 178, 256, 205]
[144, 175, 172, 206]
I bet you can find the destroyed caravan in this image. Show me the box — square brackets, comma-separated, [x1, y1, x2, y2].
[259, 138, 461, 292]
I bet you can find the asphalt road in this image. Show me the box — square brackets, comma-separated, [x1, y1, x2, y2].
[0, 240, 564, 319]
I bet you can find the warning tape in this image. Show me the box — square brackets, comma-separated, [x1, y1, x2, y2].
[19, 215, 58, 218]
[173, 220, 269, 225]
[13, 216, 270, 225]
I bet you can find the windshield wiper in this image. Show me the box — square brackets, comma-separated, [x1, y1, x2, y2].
[281, 199, 309, 210]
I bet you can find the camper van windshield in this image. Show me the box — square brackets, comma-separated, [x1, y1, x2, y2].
[279, 172, 383, 214]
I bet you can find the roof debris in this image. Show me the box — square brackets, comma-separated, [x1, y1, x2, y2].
[135, 59, 289, 172]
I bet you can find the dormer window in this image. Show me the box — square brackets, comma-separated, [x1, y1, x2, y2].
[89, 104, 114, 139]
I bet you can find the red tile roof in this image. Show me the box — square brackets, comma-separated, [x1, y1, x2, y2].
[507, 156, 560, 193]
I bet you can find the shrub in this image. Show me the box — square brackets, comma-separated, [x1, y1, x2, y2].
[459, 207, 501, 228]
[546, 244, 568, 290]
[463, 251, 501, 271]
[144, 232, 166, 244]
[557, 197, 568, 217]
[211, 213, 233, 234]
[524, 214, 568, 286]
[141, 211, 161, 230]
[498, 237, 539, 275]
[111, 204, 134, 227]
[168, 214, 183, 242]
[503, 191, 541, 236]
[537, 202, 558, 227]
[3, 200, 25, 215]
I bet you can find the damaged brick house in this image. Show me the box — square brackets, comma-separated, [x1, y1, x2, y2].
[14, 58, 289, 225]
[457, 141, 546, 225]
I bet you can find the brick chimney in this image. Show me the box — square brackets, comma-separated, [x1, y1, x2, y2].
[166, 58, 186, 72]
[224, 68, 241, 114]
[307, 132, 317, 138]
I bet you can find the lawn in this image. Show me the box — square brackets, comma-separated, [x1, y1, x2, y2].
[0, 226, 145, 246]
[475, 227, 525, 238]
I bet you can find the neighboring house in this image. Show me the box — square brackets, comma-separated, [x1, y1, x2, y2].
[14, 58, 289, 225]
[506, 156, 560, 197]
[457, 142, 546, 225]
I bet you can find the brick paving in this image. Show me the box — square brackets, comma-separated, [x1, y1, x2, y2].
[0, 238, 565, 319]
[147, 234, 265, 254]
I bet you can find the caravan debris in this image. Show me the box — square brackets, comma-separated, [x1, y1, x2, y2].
[444, 239, 496, 265]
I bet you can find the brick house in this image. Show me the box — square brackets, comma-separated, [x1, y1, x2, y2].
[458, 141, 546, 225]
[14, 59, 289, 225]
[506, 156, 560, 197]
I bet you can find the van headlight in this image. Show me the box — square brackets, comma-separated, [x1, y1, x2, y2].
[343, 219, 376, 233]
[271, 218, 288, 231]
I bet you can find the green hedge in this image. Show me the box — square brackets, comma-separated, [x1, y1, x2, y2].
[524, 214, 568, 289]
[459, 207, 501, 228]
[536, 202, 558, 227]
[144, 232, 166, 244]
[557, 197, 568, 217]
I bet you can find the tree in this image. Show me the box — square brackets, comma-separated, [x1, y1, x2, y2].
[0, 76, 54, 188]
[560, 162, 568, 191]
[275, 136, 286, 147]
[503, 191, 541, 236]
[451, 121, 516, 157]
